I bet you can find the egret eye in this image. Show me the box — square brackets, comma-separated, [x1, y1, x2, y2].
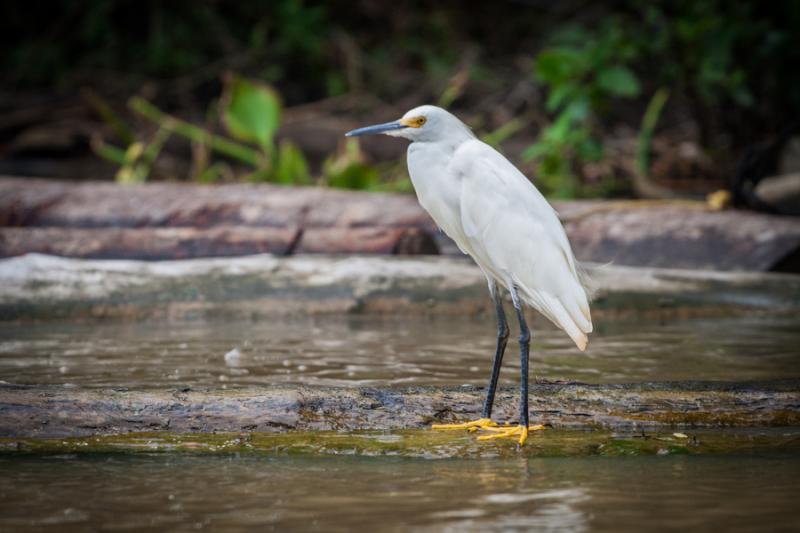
[399, 116, 427, 128]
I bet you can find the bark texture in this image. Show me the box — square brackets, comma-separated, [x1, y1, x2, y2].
[2, 254, 799, 321]
[1, 381, 797, 439]
[2, 177, 799, 270]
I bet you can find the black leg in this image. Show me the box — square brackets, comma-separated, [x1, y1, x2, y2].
[510, 286, 530, 428]
[482, 282, 509, 419]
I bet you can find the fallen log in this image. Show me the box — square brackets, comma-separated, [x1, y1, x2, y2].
[0, 381, 797, 440]
[2, 177, 799, 270]
[560, 200, 800, 271]
[0, 226, 300, 259]
[0, 226, 437, 259]
[0, 176, 444, 257]
[0, 177, 428, 229]
[2, 254, 799, 321]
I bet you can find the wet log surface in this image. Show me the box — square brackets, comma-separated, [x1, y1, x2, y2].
[2, 177, 799, 270]
[1, 381, 797, 440]
[2, 254, 799, 321]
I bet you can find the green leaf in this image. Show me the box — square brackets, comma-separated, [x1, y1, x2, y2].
[223, 75, 281, 150]
[545, 83, 579, 112]
[327, 163, 378, 190]
[597, 66, 641, 97]
[522, 141, 548, 162]
[562, 97, 591, 122]
[548, 113, 573, 143]
[273, 141, 310, 185]
[323, 138, 379, 190]
[535, 48, 583, 83]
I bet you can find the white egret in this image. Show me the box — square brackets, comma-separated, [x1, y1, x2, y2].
[346, 106, 592, 445]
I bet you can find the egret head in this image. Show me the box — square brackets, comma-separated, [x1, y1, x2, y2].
[345, 105, 473, 143]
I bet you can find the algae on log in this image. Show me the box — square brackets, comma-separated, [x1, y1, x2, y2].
[1, 381, 797, 440]
[5, 428, 800, 458]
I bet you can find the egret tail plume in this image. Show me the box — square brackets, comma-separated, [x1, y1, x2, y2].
[514, 281, 592, 352]
[576, 262, 598, 302]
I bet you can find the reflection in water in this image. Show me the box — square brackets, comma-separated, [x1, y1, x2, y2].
[0, 454, 798, 532]
[0, 314, 798, 388]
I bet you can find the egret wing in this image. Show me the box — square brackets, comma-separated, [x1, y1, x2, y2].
[452, 140, 592, 350]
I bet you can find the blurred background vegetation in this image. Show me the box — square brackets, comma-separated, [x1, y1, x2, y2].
[2, 0, 799, 205]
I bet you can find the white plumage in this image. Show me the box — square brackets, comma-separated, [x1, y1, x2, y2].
[350, 105, 592, 350]
[346, 105, 593, 444]
[453, 139, 592, 349]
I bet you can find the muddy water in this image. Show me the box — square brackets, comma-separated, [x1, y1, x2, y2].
[1, 314, 798, 388]
[2, 310, 799, 532]
[1, 453, 798, 532]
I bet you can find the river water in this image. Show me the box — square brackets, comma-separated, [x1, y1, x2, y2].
[1, 453, 798, 532]
[1, 314, 798, 388]
[1, 311, 799, 532]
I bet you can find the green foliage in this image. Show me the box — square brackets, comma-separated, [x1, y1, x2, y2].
[322, 139, 379, 190]
[639, 1, 757, 108]
[525, 0, 799, 197]
[91, 122, 167, 185]
[636, 88, 671, 179]
[9, 0, 800, 197]
[526, 21, 641, 197]
[268, 141, 311, 185]
[93, 71, 390, 188]
[223, 76, 282, 151]
[96, 75, 314, 185]
[3, 0, 335, 99]
[597, 67, 640, 98]
[216, 76, 311, 184]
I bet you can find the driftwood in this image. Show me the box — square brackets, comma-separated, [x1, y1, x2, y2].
[0, 177, 441, 256]
[755, 173, 800, 215]
[560, 200, 800, 271]
[0, 226, 437, 259]
[0, 227, 299, 259]
[1, 381, 797, 439]
[2, 254, 799, 321]
[2, 177, 799, 270]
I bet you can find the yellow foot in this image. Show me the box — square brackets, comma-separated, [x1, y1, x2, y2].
[477, 424, 545, 446]
[431, 418, 498, 432]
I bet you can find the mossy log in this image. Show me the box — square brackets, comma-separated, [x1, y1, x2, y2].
[1, 381, 797, 440]
[5, 428, 799, 458]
